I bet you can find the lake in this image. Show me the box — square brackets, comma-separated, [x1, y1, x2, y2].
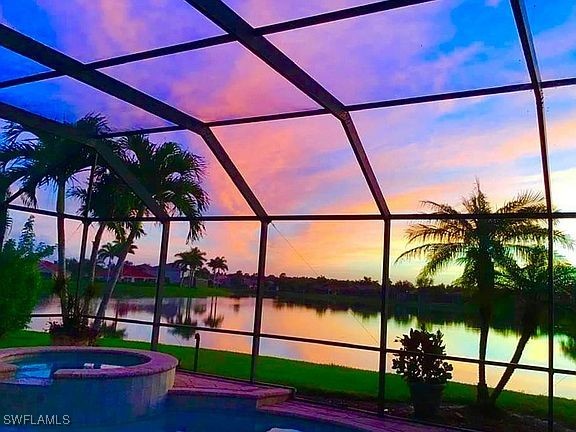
[30, 295, 576, 399]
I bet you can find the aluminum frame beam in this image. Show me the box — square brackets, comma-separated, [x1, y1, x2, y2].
[0, 101, 169, 220]
[250, 221, 269, 381]
[510, 1, 554, 430]
[510, 0, 552, 213]
[186, 0, 390, 216]
[151, 221, 170, 350]
[378, 220, 391, 414]
[0, 24, 268, 219]
[0, 0, 434, 91]
[99, 77, 576, 139]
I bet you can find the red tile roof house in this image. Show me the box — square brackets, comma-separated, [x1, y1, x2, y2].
[38, 260, 59, 278]
[133, 263, 181, 285]
[92, 264, 156, 283]
[118, 264, 156, 283]
[39, 261, 178, 284]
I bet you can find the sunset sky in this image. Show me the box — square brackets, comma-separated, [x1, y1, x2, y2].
[1, 0, 575, 283]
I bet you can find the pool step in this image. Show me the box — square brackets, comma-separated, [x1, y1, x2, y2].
[172, 371, 293, 408]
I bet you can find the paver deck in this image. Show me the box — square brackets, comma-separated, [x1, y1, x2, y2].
[262, 400, 452, 432]
[173, 371, 293, 406]
[173, 371, 452, 431]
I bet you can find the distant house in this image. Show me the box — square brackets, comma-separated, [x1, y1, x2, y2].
[118, 264, 156, 283]
[38, 260, 58, 278]
[221, 272, 257, 290]
[92, 262, 181, 284]
[149, 263, 181, 285]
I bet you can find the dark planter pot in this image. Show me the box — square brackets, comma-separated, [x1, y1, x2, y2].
[408, 382, 445, 419]
[50, 333, 95, 346]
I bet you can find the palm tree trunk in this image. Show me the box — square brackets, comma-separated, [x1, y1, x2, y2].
[476, 246, 494, 407]
[477, 305, 491, 405]
[56, 182, 68, 319]
[489, 325, 535, 404]
[107, 258, 112, 282]
[0, 205, 8, 252]
[92, 215, 142, 332]
[489, 306, 539, 405]
[89, 223, 106, 284]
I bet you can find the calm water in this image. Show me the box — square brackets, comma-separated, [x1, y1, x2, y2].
[30, 296, 576, 399]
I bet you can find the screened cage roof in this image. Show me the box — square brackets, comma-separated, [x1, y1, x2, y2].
[0, 0, 575, 220]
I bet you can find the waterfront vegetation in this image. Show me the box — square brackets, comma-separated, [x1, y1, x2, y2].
[1, 330, 575, 428]
[397, 185, 574, 407]
[38, 278, 230, 299]
[1, 119, 209, 335]
[0, 217, 53, 337]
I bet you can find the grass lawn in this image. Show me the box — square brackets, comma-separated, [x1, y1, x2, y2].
[1, 330, 574, 427]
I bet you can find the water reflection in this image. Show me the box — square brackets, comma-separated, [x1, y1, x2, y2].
[167, 297, 198, 340]
[30, 295, 576, 398]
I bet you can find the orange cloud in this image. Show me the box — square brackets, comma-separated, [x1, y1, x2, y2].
[212, 115, 378, 214]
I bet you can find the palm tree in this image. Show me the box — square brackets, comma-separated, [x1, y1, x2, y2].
[0, 170, 17, 251]
[175, 247, 207, 288]
[489, 247, 576, 404]
[207, 256, 228, 284]
[92, 135, 208, 331]
[1, 114, 111, 320]
[97, 240, 137, 282]
[97, 242, 118, 282]
[397, 183, 570, 405]
[71, 172, 135, 285]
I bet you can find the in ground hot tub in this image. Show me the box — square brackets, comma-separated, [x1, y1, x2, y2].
[0, 347, 178, 426]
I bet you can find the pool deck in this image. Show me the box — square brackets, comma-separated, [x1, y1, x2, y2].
[174, 371, 452, 432]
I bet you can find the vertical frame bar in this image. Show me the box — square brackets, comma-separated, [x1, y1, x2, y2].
[250, 220, 269, 382]
[548, 216, 555, 431]
[151, 221, 171, 351]
[510, 2, 554, 428]
[535, 84, 554, 432]
[378, 219, 391, 414]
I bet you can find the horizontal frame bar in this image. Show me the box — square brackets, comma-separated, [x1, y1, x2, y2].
[70, 314, 576, 377]
[7, 204, 84, 221]
[83, 212, 563, 222]
[13, 206, 576, 222]
[0, 0, 433, 92]
[97, 78, 576, 138]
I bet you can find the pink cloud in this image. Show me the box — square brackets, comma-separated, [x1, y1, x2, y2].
[223, 0, 382, 27]
[105, 43, 319, 122]
[28, 0, 222, 62]
[169, 221, 260, 274]
[212, 115, 378, 214]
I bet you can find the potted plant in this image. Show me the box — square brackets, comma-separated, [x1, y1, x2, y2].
[48, 284, 99, 346]
[392, 327, 453, 419]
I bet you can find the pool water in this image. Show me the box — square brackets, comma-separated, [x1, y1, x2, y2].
[8, 352, 144, 380]
[0, 407, 358, 432]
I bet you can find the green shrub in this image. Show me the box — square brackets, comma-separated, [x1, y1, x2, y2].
[0, 216, 54, 338]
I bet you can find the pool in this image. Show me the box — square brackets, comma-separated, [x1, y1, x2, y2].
[0, 347, 178, 426]
[0, 404, 360, 431]
[0, 347, 366, 432]
[9, 350, 146, 380]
